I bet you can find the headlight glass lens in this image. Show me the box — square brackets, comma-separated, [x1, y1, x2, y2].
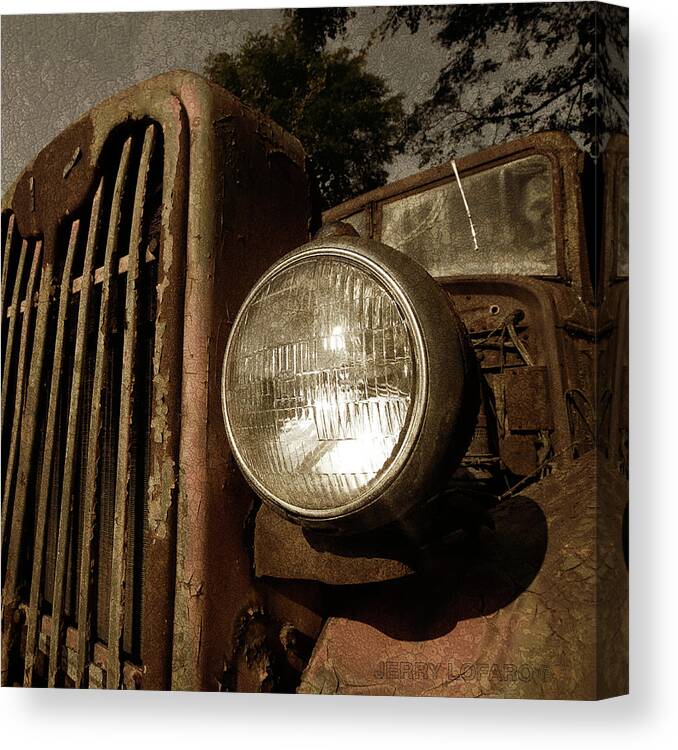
[223, 256, 417, 516]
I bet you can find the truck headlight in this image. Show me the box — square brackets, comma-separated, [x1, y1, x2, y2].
[221, 236, 476, 533]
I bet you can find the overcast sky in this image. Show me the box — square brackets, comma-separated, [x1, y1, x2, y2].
[1, 7, 448, 194]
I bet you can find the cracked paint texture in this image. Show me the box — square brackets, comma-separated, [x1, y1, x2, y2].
[299, 452, 628, 699]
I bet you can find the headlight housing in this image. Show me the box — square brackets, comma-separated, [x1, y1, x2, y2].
[221, 236, 476, 533]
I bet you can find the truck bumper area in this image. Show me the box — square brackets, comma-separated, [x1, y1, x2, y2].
[299, 451, 628, 699]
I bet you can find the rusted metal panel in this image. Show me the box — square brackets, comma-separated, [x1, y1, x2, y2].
[47, 180, 104, 687]
[106, 124, 156, 689]
[170, 74, 317, 691]
[503, 366, 553, 431]
[23, 220, 80, 687]
[299, 453, 627, 699]
[600, 136, 629, 476]
[169, 76, 236, 692]
[500, 434, 539, 476]
[254, 504, 414, 585]
[74, 137, 132, 688]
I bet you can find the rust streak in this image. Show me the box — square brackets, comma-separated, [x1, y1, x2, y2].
[142, 95, 187, 690]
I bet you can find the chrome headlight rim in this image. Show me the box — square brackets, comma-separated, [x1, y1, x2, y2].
[221, 240, 429, 523]
[221, 235, 475, 533]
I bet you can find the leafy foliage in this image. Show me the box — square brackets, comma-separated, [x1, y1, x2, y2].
[382, 3, 628, 166]
[284, 6, 356, 53]
[205, 9, 404, 209]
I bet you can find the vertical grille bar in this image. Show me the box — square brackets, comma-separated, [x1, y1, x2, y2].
[1, 214, 16, 312]
[0, 241, 41, 555]
[140, 119, 180, 690]
[0, 238, 29, 495]
[74, 138, 132, 688]
[47, 181, 104, 687]
[2, 238, 54, 676]
[1, 240, 39, 684]
[106, 125, 156, 688]
[23, 221, 80, 687]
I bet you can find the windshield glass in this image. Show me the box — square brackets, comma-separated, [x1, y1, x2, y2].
[380, 154, 558, 277]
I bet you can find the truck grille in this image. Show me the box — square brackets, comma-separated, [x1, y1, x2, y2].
[1, 121, 163, 687]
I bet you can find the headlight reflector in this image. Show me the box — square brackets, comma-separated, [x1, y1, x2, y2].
[223, 251, 424, 513]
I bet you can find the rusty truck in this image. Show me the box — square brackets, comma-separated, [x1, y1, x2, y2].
[1, 71, 628, 698]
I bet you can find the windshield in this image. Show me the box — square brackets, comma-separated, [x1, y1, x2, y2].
[378, 154, 558, 277]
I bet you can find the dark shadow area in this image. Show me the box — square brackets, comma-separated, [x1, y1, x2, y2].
[299, 484, 499, 564]
[323, 494, 548, 642]
[622, 503, 629, 570]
